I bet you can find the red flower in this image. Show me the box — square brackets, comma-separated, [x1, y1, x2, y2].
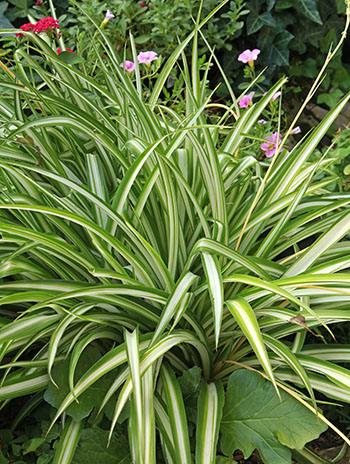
[16, 23, 35, 37]
[57, 48, 75, 54]
[35, 0, 43, 5]
[34, 17, 60, 34]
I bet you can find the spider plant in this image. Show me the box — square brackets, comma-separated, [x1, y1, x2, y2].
[0, 1, 350, 463]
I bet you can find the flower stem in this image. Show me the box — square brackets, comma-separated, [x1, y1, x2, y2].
[235, 3, 350, 251]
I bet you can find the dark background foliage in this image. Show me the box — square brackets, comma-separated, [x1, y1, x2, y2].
[1, 0, 349, 102]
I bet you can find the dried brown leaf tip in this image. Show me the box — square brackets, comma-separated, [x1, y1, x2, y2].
[289, 313, 322, 338]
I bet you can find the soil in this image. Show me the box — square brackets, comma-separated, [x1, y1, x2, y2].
[232, 430, 350, 463]
[308, 429, 350, 464]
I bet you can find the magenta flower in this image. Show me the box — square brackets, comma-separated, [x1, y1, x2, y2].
[138, 51, 158, 65]
[238, 49, 260, 66]
[120, 60, 135, 73]
[271, 91, 282, 101]
[140, 1, 148, 6]
[239, 91, 255, 108]
[291, 126, 301, 134]
[105, 10, 115, 20]
[261, 132, 282, 158]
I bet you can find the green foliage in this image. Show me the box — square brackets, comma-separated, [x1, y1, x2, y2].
[2, 0, 349, 104]
[220, 370, 327, 463]
[44, 346, 115, 421]
[72, 426, 130, 464]
[65, 0, 247, 56]
[311, 128, 350, 192]
[0, 406, 61, 463]
[0, 3, 350, 463]
[0, 2, 14, 30]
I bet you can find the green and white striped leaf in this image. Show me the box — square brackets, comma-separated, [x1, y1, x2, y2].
[52, 418, 84, 464]
[161, 364, 192, 464]
[226, 297, 278, 394]
[195, 380, 224, 464]
[202, 252, 223, 349]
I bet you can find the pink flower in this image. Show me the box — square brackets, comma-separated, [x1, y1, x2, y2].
[291, 126, 301, 134]
[258, 119, 267, 124]
[140, 1, 148, 6]
[138, 51, 158, 65]
[271, 91, 282, 101]
[105, 10, 115, 20]
[238, 49, 260, 66]
[57, 48, 75, 54]
[239, 91, 255, 108]
[35, 0, 43, 5]
[16, 23, 35, 37]
[120, 60, 135, 72]
[261, 132, 282, 158]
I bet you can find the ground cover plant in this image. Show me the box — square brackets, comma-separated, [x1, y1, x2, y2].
[1, 1, 350, 463]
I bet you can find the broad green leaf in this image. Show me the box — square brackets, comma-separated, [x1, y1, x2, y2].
[58, 51, 85, 65]
[48, 304, 93, 382]
[317, 89, 344, 109]
[71, 426, 130, 464]
[220, 370, 327, 464]
[22, 437, 46, 455]
[179, 366, 202, 424]
[44, 347, 114, 421]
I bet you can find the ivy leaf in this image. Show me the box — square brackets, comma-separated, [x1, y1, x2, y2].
[37, 455, 53, 464]
[0, 1, 14, 29]
[72, 426, 130, 464]
[290, 58, 318, 79]
[317, 89, 344, 109]
[295, 0, 322, 24]
[247, 11, 277, 35]
[267, 0, 276, 11]
[22, 437, 46, 455]
[275, 0, 293, 9]
[264, 30, 294, 66]
[220, 370, 327, 464]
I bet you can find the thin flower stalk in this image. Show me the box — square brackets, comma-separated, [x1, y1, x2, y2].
[235, 4, 350, 251]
